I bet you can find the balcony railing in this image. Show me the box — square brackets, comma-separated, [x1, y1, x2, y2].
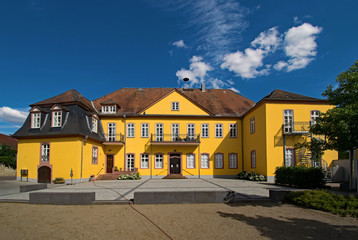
[150, 134, 200, 145]
[103, 133, 125, 145]
[282, 121, 310, 135]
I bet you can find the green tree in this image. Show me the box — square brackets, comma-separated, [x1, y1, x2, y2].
[311, 60, 358, 189]
[0, 144, 17, 169]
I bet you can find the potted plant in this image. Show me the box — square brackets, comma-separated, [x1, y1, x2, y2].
[53, 177, 65, 184]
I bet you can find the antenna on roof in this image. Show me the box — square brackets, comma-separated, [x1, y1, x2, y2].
[183, 78, 189, 89]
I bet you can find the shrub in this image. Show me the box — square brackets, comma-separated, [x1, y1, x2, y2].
[118, 172, 141, 180]
[286, 190, 358, 218]
[236, 171, 266, 181]
[53, 177, 65, 184]
[275, 166, 325, 188]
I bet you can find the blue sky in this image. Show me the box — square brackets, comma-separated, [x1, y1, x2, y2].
[0, 0, 357, 135]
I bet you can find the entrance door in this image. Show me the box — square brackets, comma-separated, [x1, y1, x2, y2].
[106, 155, 114, 173]
[38, 166, 51, 183]
[169, 154, 181, 174]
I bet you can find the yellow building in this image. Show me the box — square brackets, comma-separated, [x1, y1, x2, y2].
[13, 87, 337, 183]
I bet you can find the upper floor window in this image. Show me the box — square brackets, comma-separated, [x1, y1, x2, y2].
[250, 117, 255, 134]
[52, 111, 62, 127]
[107, 123, 116, 141]
[283, 110, 293, 133]
[31, 113, 41, 128]
[201, 124, 209, 138]
[92, 146, 98, 164]
[311, 110, 320, 125]
[215, 124, 223, 138]
[155, 123, 163, 141]
[187, 123, 195, 140]
[141, 123, 149, 138]
[171, 102, 179, 111]
[92, 116, 98, 133]
[41, 143, 50, 162]
[229, 123, 237, 138]
[171, 124, 179, 141]
[127, 123, 135, 138]
[102, 105, 116, 113]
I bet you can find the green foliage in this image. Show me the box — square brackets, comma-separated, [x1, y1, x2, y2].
[0, 144, 17, 169]
[286, 190, 358, 218]
[236, 171, 266, 181]
[53, 177, 65, 184]
[118, 172, 141, 180]
[275, 166, 325, 188]
[295, 138, 325, 163]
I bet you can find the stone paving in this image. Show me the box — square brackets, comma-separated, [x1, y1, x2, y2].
[0, 178, 298, 202]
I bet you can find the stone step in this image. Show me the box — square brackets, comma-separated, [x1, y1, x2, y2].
[162, 174, 188, 179]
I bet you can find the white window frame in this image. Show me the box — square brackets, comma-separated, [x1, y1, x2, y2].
[215, 124, 223, 138]
[311, 110, 320, 125]
[283, 110, 294, 133]
[155, 123, 163, 141]
[92, 146, 98, 164]
[127, 123, 135, 138]
[171, 102, 179, 111]
[187, 123, 195, 140]
[201, 124, 209, 138]
[285, 149, 295, 167]
[102, 105, 116, 114]
[251, 150, 256, 168]
[141, 154, 149, 169]
[126, 154, 134, 171]
[31, 113, 41, 128]
[187, 154, 195, 169]
[107, 123, 116, 141]
[201, 154, 209, 169]
[141, 123, 149, 138]
[250, 117, 255, 134]
[214, 153, 224, 169]
[229, 153, 238, 169]
[41, 144, 50, 162]
[171, 124, 179, 141]
[52, 111, 62, 127]
[155, 154, 163, 168]
[92, 116, 98, 133]
[229, 123, 237, 138]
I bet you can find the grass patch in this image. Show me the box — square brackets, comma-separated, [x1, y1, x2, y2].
[286, 190, 358, 218]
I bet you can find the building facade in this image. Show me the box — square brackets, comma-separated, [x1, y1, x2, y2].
[13, 87, 337, 183]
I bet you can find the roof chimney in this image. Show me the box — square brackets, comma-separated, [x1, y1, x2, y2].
[201, 83, 206, 92]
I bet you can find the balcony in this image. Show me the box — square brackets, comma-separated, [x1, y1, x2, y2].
[282, 121, 310, 135]
[103, 133, 125, 146]
[150, 134, 200, 146]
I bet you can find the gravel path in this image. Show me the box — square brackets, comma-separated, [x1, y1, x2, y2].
[1, 202, 357, 240]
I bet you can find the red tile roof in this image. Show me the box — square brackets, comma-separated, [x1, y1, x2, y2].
[0, 133, 17, 149]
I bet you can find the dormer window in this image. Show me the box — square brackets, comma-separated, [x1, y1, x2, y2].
[52, 111, 62, 127]
[92, 115, 98, 133]
[31, 112, 41, 128]
[102, 105, 116, 113]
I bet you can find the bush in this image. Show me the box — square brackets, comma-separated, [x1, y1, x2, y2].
[53, 177, 65, 184]
[118, 172, 141, 180]
[236, 171, 266, 181]
[286, 190, 358, 218]
[275, 166, 325, 188]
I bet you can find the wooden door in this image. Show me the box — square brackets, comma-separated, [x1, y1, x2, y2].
[106, 155, 114, 173]
[38, 166, 51, 183]
[170, 154, 181, 174]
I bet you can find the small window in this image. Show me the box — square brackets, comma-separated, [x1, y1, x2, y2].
[31, 113, 41, 128]
[229, 153, 238, 169]
[251, 150, 256, 168]
[187, 154, 195, 169]
[201, 124, 209, 138]
[141, 123, 149, 138]
[52, 111, 62, 127]
[250, 117, 255, 134]
[201, 154, 209, 169]
[171, 102, 179, 111]
[141, 154, 149, 169]
[92, 116, 98, 133]
[229, 123, 237, 138]
[155, 154, 163, 168]
[215, 124, 223, 138]
[311, 110, 320, 125]
[92, 146, 98, 164]
[127, 123, 135, 138]
[102, 105, 116, 113]
[126, 154, 134, 171]
[214, 153, 224, 169]
[41, 143, 50, 162]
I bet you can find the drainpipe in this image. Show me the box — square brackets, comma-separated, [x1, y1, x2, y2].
[198, 140, 201, 179]
[123, 115, 126, 171]
[150, 143, 152, 179]
[241, 119, 244, 172]
[80, 135, 88, 183]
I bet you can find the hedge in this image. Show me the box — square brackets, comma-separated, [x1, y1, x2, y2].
[275, 166, 325, 188]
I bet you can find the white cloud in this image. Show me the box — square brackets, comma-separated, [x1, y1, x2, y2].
[176, 56, 213, 87]
[208, 78, 227, 89]
[275, 23, 322, 72]
[221, 27, 280, 78]
[0, 107, 28, 124]
[173, 40, 186, 48]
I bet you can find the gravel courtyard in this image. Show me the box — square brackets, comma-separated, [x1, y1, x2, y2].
[1, 202, 357, 240]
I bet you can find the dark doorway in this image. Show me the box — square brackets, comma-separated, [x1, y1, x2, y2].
[38, 166, 51, 183]
[106, 155, 114, 173]
[169, 154, 181, 174]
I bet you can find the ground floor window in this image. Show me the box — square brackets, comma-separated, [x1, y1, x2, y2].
[229, 153, 238, 169]
[214, 153, 223, 169]
[155, 154, 163, 168]
[126, 154, 134, 171]
[141, 154, 149, 169]
[285, 149, 295, 167]
[92, 146, 98, 164]
[187, 154, 195, 169]
[251, 150, 256, 168]
[201, 154, 209, 169]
